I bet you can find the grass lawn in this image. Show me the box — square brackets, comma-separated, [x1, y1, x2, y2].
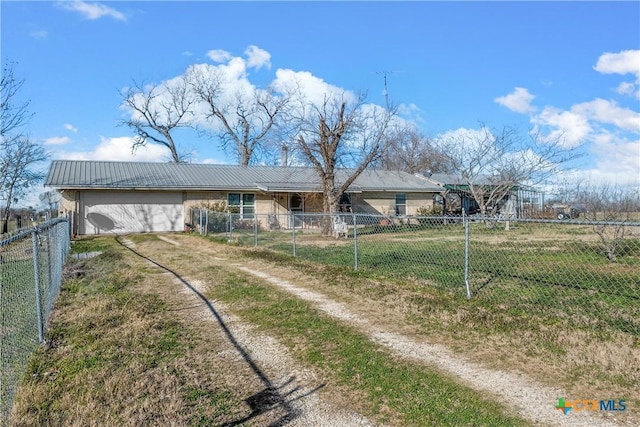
[227, 222, 639, 418]
[9, 235, 532, 426]
[249, 221, 640, 338]
[10, 239, 249, 426]
[209, 271, 528, 426]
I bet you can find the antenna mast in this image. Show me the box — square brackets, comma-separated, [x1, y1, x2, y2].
[376, 70, 400, 108]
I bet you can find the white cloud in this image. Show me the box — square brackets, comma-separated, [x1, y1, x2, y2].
[55, 136, 170, 162]
[616, 82, 635, 96]
[272, 68, 356, 108]
[494, 87, 537, 114]
[57, 1, 126, 21]
[532, 106, 592, 148]
[64, 123, 78, 132]
[531, 98, 640, 149]
[244, 45, 271, 70]
[44, 136, 71, 146]
[573, 135, 640, 186]
[29, 30, 48, 40]
[397, 103, 425, 125]
[207, 49, 232, 63]
[594, 49, 640, 78]
[183, 61, 255, 131]
[572, 98, 640, 132]
[125, 46, 363, 140]
[522, 50, 640, 171]
[594, 49, 640, 99]
[592, 136, 640, 176]
[436, 127, 493, 146]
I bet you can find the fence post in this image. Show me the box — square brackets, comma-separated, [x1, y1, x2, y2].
[67, 211, 73, 238]
[353, 212, 358, 271]
[205, 210, 209, 236]
[254, 215, 258, 247]
[46, 226, 53, 300]
[31, 230, 45, 343]
[292, 213, 296, 257]
[464, 214, 471, 299]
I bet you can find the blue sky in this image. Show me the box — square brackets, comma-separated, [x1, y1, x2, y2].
[2, 1, 639, 205]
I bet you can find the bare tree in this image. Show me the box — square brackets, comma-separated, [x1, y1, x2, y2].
[1, 138, 46, 232]
[560, 181, 640, 261]
[120, 78, 195, 162]
[437, 125, 580, 218]
[293, 93, 397, 217]
[1, 63, 32, 137]
[1, 63, 47, 233]
[188, 67, 289, 166]
[381, 127, 452, 174]
[565, 182, 640, 217]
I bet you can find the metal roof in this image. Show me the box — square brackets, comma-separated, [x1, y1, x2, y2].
[45, 160, 443, 193]
[427, 173, 468, 186]
[426, 173, 529, 191]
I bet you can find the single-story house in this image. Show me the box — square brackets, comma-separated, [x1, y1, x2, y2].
[45, 160, 443, 235]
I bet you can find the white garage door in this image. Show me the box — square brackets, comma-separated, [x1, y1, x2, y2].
[81, 191, 183, 234]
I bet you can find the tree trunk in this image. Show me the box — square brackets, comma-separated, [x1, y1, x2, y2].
[240, 148, 252, 166]
[2, 206, 10, 234]
[321, 180, 340, 235]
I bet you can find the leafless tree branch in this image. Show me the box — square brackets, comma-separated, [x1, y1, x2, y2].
[120, 79, 195, 162]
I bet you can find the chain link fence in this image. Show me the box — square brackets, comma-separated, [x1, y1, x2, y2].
[192, 210, 640, 337]
[1, 218, 71, 425]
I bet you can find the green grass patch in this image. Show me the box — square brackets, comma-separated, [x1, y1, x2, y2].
[68, 235, 115, 254]
[235, 237, 640, 416]
[244, 223, 640, 338]
[208, 271, 529, 426]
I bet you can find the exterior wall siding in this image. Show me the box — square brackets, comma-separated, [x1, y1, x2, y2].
[54, 189, 438, 234]
[354, 192, 435, 216]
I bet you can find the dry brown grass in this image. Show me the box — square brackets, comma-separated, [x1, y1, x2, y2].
[12, 232, 639, 426]
[11, 241, 255, 426]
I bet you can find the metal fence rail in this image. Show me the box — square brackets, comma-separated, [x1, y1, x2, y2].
[192, 210, 640, 337]
[0, 218, 70, 425]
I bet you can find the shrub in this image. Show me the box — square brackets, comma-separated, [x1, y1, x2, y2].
[416, 206, 444, 226]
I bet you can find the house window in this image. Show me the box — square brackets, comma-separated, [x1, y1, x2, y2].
[228, 193, 255, 219]
[395, 193, 406, 216]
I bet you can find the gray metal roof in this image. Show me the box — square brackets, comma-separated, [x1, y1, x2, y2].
[427, 173, 468, 186]
[45, 160, 443, 193]
[426, 173, 533, 190]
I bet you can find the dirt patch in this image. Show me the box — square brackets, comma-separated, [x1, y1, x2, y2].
[129, 243, 375, 426]
[235, 266, 626, 427]
[156, 235, 181, 246]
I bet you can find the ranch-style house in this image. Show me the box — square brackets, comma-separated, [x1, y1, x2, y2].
[45, 160, 444, 235]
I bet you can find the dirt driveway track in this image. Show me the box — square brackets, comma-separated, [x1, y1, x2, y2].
[123, 233, 630, 427]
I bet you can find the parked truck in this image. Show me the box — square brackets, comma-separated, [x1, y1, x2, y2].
[551, 203, 588, 220]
